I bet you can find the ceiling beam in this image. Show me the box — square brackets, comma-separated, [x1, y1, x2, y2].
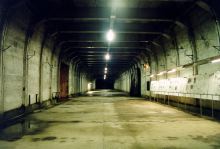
[77, 51, 138, 54]
[58, 40, 149, 46]
[63, 46, 150, 49]
[41, 17, 186, 29]
[51, 30, 168, 37]
[78, 54, 136, 57]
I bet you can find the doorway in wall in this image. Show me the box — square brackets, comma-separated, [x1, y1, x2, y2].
[130, 67, 141, 97]
[60, 63, 69, 99]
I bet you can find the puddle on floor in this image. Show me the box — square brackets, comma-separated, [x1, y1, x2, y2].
[0, 119, 48, 141]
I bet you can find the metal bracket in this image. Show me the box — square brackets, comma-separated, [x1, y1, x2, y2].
[47, 62, 54, 69]
[186, 54, 193, 60]
[1, 45, 12, 52]
[45, 58, 55, 69]
[27, 51, 35, 60]
[213, 46, 220, 52]
[184, 50, 193, 60]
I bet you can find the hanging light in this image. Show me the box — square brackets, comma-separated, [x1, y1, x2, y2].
[106, 29, 115, 42]
[105, 53, 110, 60]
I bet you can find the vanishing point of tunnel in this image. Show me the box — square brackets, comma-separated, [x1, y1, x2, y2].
[0, 0, 220, 149]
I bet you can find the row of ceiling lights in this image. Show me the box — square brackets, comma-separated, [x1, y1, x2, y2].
[102, 33, 220, 80]
[150, 57, 220, 78]
[104, 29, 115, 80]
[150, 68, 180, 78]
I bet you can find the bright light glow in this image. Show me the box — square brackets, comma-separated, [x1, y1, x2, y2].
[143, 64, 149, 70]
[87, 91, 93, 94]
[157, 71, 167, 76]
[87, 83, 92, 91]
[106, 29, 115, 42]
[167, 69, 177, 74]
[211, 58, 220, 63]
[104, 70, 107, 74]
[104, 74, 107, 80]
[105, 67, 108, 71]
[150, 75, 154, 78]
[105, 53, 110, 60]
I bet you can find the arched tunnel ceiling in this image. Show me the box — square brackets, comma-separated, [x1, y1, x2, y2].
[4, 0, 204, 80]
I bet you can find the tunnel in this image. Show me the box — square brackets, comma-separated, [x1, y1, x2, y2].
[0, 0, 220, 148]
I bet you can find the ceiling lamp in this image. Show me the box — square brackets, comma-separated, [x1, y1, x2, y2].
[105, 53, 110, 60]
[106, 29, 115, 42]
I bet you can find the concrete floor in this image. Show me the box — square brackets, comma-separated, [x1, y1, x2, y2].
[0, 90, 220, 149]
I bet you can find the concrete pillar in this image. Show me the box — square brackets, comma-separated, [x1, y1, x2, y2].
[22, 29, 33, 107]
[0, 3, 6, 117]
[68, 61, 73, 95]
[172, 31, 181, 77]
[39, 34, 48, 104]
[186, 21, 198, 75]
[48, 44, 57, 100]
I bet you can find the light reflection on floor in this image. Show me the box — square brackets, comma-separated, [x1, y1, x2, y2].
[86, 89, 128, 96]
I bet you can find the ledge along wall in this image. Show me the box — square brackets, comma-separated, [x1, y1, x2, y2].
[114, 3, 220, 119]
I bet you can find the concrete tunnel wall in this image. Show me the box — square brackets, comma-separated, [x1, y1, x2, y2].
[114, 3, 220, 113]
[1, 1, 220, 121]
[0, 3, 93, 120]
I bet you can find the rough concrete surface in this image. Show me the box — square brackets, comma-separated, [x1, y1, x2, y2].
[0, 90, 220, 149]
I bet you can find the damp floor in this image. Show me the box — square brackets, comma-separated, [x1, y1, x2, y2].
[0, 90, 220, 149]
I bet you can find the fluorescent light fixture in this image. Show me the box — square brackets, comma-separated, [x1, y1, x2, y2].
[105, 53, 110, 60]
[157, 71, 167, 76]
[211, 58, 220, 63]
[106, 29, 115, 42]
[167, 69, 177, 74]
[105, 67, 108, 71]
[150, 75, 154, 78]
